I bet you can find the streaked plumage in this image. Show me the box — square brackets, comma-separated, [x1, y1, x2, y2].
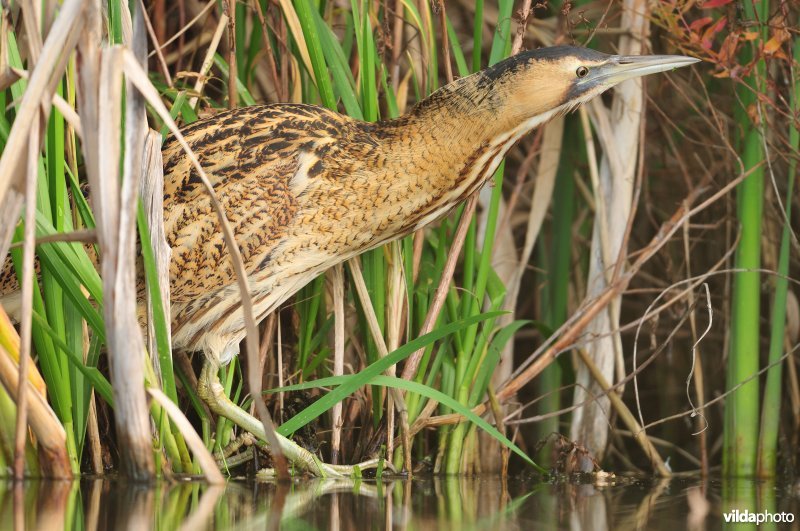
[160, 46, 628, 365]
[0, 47, 697, 475]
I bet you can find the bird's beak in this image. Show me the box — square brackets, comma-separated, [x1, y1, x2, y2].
[594, 54, 700, 85]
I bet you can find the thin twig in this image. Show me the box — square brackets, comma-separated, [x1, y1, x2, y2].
[138, 0, 173, 86]
[249, 0, 284, 101]
[574, 346, 671, 476]
[400, 195, 477, 381]
[147, 0, 216, 58]
[436, 0, 453, 83]
[405, 161, 760, 434]
[13, 116, 39, 479]
[330, 264, 345, 464]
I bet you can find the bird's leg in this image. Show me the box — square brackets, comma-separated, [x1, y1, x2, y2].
[197, 361, 386, 477]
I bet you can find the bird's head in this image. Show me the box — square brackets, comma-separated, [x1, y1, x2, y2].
[474, 46, 699, 128]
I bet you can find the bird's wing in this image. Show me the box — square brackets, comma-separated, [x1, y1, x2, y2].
[162, 108, 303, 303]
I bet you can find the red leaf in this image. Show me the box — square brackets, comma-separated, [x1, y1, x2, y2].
[702, 0, 733, 8]
[701, 16, 727, 49]
[689, 16, 714, 32]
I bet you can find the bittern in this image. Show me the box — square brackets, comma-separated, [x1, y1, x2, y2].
[0, 46, 697, 476]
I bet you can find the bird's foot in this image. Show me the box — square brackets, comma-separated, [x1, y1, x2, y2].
[197, 362, 390, 478]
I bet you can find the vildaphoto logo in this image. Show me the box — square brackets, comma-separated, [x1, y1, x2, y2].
[723, 509, 795, 524]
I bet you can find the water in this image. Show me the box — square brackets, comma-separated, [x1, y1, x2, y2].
[1, 476, 797, 530]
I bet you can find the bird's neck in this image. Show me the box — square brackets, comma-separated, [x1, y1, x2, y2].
[376, 75, 561, 198]
[391, 72, 563, 165]
[357, 77, 560, 237]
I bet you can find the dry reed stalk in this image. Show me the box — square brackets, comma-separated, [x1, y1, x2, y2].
[249, 0, 283, 101]
[390, 0, 404, 93]
[85, 384, 103, 474]
[274, 0, 316, 84]
[138, 0, 173, 86]
[385, 241, 406, 459]
[0, 0, 85, 245]
[20, 0, 43, 62]
[435, 0, 453, 84]
[574, 346, 670, 476]
[12, 114, 40, 479]
[93, 39, 154, 478]
[569, 0, 650, 459]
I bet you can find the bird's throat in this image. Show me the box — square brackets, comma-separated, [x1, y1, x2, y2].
[370, 91, 558, 236]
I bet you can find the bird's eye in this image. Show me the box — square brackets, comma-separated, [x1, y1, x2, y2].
[576, 66, 589, 78]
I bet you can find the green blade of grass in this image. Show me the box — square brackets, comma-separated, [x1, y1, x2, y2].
[279, 373, 543, 471]
[276, 311, 503, 435]
[293, 0, 336, 109]
[31, 312, 114, 407]
[756, 36, 799, 478]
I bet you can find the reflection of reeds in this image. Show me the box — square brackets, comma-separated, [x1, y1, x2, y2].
[0, 0, 795, 482]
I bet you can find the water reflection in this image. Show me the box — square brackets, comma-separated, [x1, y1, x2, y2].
[0, 476, 796, 530]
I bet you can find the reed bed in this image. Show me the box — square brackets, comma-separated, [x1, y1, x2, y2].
[0, 0, 796, 484]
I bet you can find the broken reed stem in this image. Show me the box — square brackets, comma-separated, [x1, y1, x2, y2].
[574, 347, 670, 476]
